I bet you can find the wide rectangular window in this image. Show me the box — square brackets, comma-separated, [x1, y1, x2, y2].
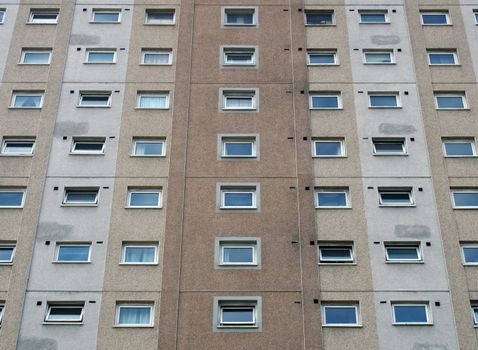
[145, 9, 175, 25]
[310, 92, 341, 109]
[0, 245, 15, 264]
[322, 304, 359, 326]
[392, 303, 430, 325]
[63, 188, 99, 206]
[378, 188, 414, 206]
[369, 93, 400, 108]
[55, 244, 91, 263]
[217, 302, 257, 328]
[122, 243, 158, 264]
[442, 138, 476, 157]
[451, 189, 478, 208]
[116, 303, 153, 326]
[373, 138, 406, 155]
[141, 49, 172, 65]
[305, 10, 334, 25]
[222, 90, 257, 111]
[315, 188, 350, 208]
[137, 93, 169, 109]
[220, 187, 257, 210]
[313, 139, 345, 157]
[223, 8, 256, 26]
[1, 138, 35, 155]
[363, 50, 394, 64]
[420, 11, 450, 25]
[461, 244, 478, 265]
[385, 243, 421, 262]
[85, 50, 116, 63]
[71, 137, 105, 155]
[92, 9, 121, 23]
[20, 50, 52, 64]
[220, 242, 256, 266]
[221, 136, 256, 158]
[29, 9, 59, 24]
[359, 10, 389, 24]
[78, 92, 111, 107]
[127, 189, 162, 208]
[435, 92, 467, 109]
[427, 50, 458, 65]
[45, 303, 84, 323]
[10, 91, 43, 108]
[0, 190, 25, 208]
[307, 50, 338, 65]
[318, 244, 354, 264]
[132, 138, 165, 157]
[222, 47, 256, 66]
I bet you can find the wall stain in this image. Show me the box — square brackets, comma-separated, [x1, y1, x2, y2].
[371, 35, 401, 45]
[37, 222, 74, 240]
[69, 34, 101, 45]
[379, 123, 416, 135]
[54, 121, 89, 136]
[412, 343, 449, 350]
[395, 224, 431, 238]
[18, 337, 58, 350]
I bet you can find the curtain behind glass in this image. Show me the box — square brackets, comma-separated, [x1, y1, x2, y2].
[119, 307, 150, 324]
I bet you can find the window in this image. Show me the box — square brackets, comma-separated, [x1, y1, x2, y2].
[122, 243, 158, 265]
[62, 188, 99, 206]
[434, 92, 467, 110]
[363, 50, 394, 64]
[222, 90, 257, 111]
[359, 10, 389, 24]
[223, 8, 256, 26]
[392, 303, 430, 325]
[313, 139, 345, 157]
[78, 92, 111, 107]
[220, 186, 257, 210]
[1, 138, 35, 155]
[55, 244, 91, 263]
[0, 189, 25, 208]
[221, 136, 257, 158]
[29, 9, 59, 24]
[214, 297, 261, 331]
[307, 50, 338, 65]
[45, 303, 84, 323]
[472, 303, 478, 326]
[451, 189, 478, 208]
[373, 138, 406, 155]
[310, 92, 341, 109]
[141, 49, 172, 65]
[20, 49, 52, 64]
[442, 138, 476, 157]
[461, 244, 478, 265]
[427, 50, 458, 65]
[369, 92, 400, 108]
[0, 303, 4, 325]
[322, 303, 359, 326]
[137, 92, 169, 109]
[10, 91, 43, 108]
[315, 188, 350, 208]
[318, 243, 354, 264]
[132, 138, 165, 157]
[220, 242, 257, 266]
[115, 303, 153, 327]
[71, 137, 105, 155]
[420, 11, 450, 25]
[378, 188, 414, 207]
[0, 245, 15, 264]
[0, 9, 5, 24]
[474, 10, 478, 25]
[145, 9, 175, 25]
[305, 10, 334, 25]
[127, 189, 162, 208]
[385, 243, 421, 262]
[85, 49, 116, 63]
[222, 47, 256, 66]
[91, 9, 121, 23]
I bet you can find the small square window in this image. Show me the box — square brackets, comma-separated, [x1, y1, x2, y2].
[378, 188, 414, 207]
[1, 138, 35, 155]
[141, 49, 172, 65]
[420, 11, 450, 25]
[115, 303, 154, 327]
[220, 186, 257, 210]
[442, 138, 476, 157]
[85, 49, 116, 64]
[451, 189, 478, 208]
[427, 50, 458, 65]
[222, 47, 256, 66]
[127, 189, 162, 208]
[20, 49, 52, 64]
[145, 9, 175, 25]
[0, 189, 25, 208]
[359, 10, 389, 24]
[363, 50, 394, 64]
[318, 243, 354, 264]
[392, 303, 430, 325]
[0, 9, 5, 24]
[307, 50, 338, 65]
[137, 92, 169, 109]
[313, 138, 345, 157]
[385, 243, 421, 262]
[214, 297, 261, 331]
[0, 245, 15, 264]
[223, 8, 256, 26]
[461, 244, 478, 265]
[78, 92, 111, 107]
[373, 138, 406, 155]
[305, 10, 334, 25]
[322, 303, 359, 327]
[221, 136, 257, 158]
[222, 90, 257, 111]
[91, 9, 121, 23]
[434, 92, 467, 110]
[29, 9, 59, 24]
[369, 92, 400, 108]
[55, 243, 91, 263]
[310, 92, 341, 109]
[121, 243, 158, 265]
[10, 91, 43, 109]
[132, 138, 165, 157]
[315, 188, 350, 208]
[63, 188, 99, 206]
[45, 303, 84, 323]
[71, 137, 105, 155]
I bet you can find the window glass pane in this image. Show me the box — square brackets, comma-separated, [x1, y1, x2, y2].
[0, 247, 14, 262]
[311, 96, 339, 108]
[317, 192, 347, 207]
[324, 307, 357, 324]
[225, 53, 253, 64]
[14, 95, 41, 108]
[370, 95, 397, 107]
[380, 192, 411, 204]
[0, 11, 4, 23]
[374, 141, 404, 153]
[386, 247, 419, 260]
[31, 12, 58, 23]
[225, 97, 253, 109]
[226, 12, 253, 25]
[147, 11, 174, 24]
[473, 308, 478, 323]
[309, 54, 335, 64]
[320, 248, 352, 260]
[3, 141, 34, 154]
[224, 142, 253, 156]
[80, 95, 109, 106]
[48, 307, 82, 321]
[463, 247, 478, 263]
[306, 12, 333, 25]
[129, 192, 160, 206]
[421, 13, 447, 24]
[365, 53, 392, 63]
[23, 52, 50, 64]
[57, 246, 90, 262]
[65, 192, 97, 203]
[436, 96, 464, 109]
[124, 247, 156, 263]
[361, 13, 386, 22]
[444, 142, 474, 156]
[139, 96, 167, 108]
[143, 52, 170, 64]
[429, 53, 455, 64]
[453, 192, 478, 207]
[93, 12, 119, 22]
[223, 247, 254, 263]
[222, 308, 254, 323]
[118, 307, 151, 325]
[224, 192, 253, 207]
[315, 141, 342, 156]
[87, 52, 114, 63]
[394, 305, 427, 323]
[73, 142, 104, 152]
[0, 192, 23, 206]
[134, 142, 163, 156]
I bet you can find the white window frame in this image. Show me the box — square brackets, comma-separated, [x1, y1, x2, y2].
[472, 304, 478, 326]
[304, 10, 335, 26]
[391, 303, 431, 325]
[220, 243, 257, 266]
[359, 10, 389, 24]
[372, 138, 407, 156]
[145, 9, 176, 25]
[363, 50, 395, 64]
[318, 244, 354, 264]
[442, 138, 476, 157]
[315, 188, 350, 208]
[28, 10, 59, 24]
[132, 138, 166, 157]
[0, 304, 4, 325]
[91, 9, 121, 23]
[127, 189, 162, 208]
[384, 243, 422, 262]
[368, 92, 401, 108]
[44, 303, 84, 324]
[10, 91, 44, 109]
[0, 245, 16, 264]
[223, 7, 257, 27]
[221, 137, 256, 158]
[322, 304, 360, 327]
[62, 188, 99, 206]
[1, 138, 36, 156]
[451, 189, 478, 209]
[312, 138, 345, 158]
[0, 189, 25, 208]
[378, 188, 414, 207]
[121, 243, 158, 265]
[136, 93, 169, 109]
[20, 49, 52, 65]
[427, 50, 458, 66]
[460, 244, 478, 265]
[55, 243, 91, 263]
[307, 50, 338, 66]
[219, 305, 256, 327]
[78, 92, 112, 108]
[85, 49, 117, 64]
[222, 90, 257, 111]
[474, 10, 478, 25]
[220, 188, 257, 210]
[0, 9, 5, 24]
[420, 11, 451, 26]
[309, 93, 342, 110]
[71, 137, 106, 155]
[222, 47, 256, 66]
[434, 92, 468, 110]
[140, 49, 173, 65]
[115, 304, 154, 327]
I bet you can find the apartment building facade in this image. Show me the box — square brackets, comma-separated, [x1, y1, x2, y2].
[0, 0, 478, 349]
